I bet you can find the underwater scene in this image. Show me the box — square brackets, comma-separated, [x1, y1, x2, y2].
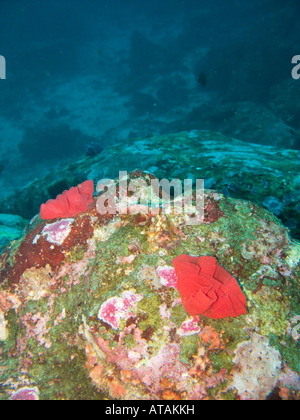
[0, 0, 299, 402]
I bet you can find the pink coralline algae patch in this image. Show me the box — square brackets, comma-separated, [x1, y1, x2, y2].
[21, 312, 52, 349]
[178, 317, 201, 336]
[139, 343, 188, 395]
[40, 218, 74, 246]
[156, 266, 177, 288]
[159, 304, 171, 319]
[93, 324, 149, 371]
[97, 290, 143, 330]
[11, 386, 40, 400]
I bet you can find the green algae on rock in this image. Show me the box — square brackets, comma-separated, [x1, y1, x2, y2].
[0, 171, 299, 400]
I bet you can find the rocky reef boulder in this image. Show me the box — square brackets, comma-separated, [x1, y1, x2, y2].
[0, 171, 299, 400]
[0, 130, 299, 240]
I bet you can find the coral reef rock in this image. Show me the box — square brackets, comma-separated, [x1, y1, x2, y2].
[0, 171, 299, 400]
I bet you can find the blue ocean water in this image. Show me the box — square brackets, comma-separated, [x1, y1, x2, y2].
[0, 0, 299, 231]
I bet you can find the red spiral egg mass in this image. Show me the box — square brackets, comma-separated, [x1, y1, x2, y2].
[40, 180, 94, 220]
[172, 254, 247, 319]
